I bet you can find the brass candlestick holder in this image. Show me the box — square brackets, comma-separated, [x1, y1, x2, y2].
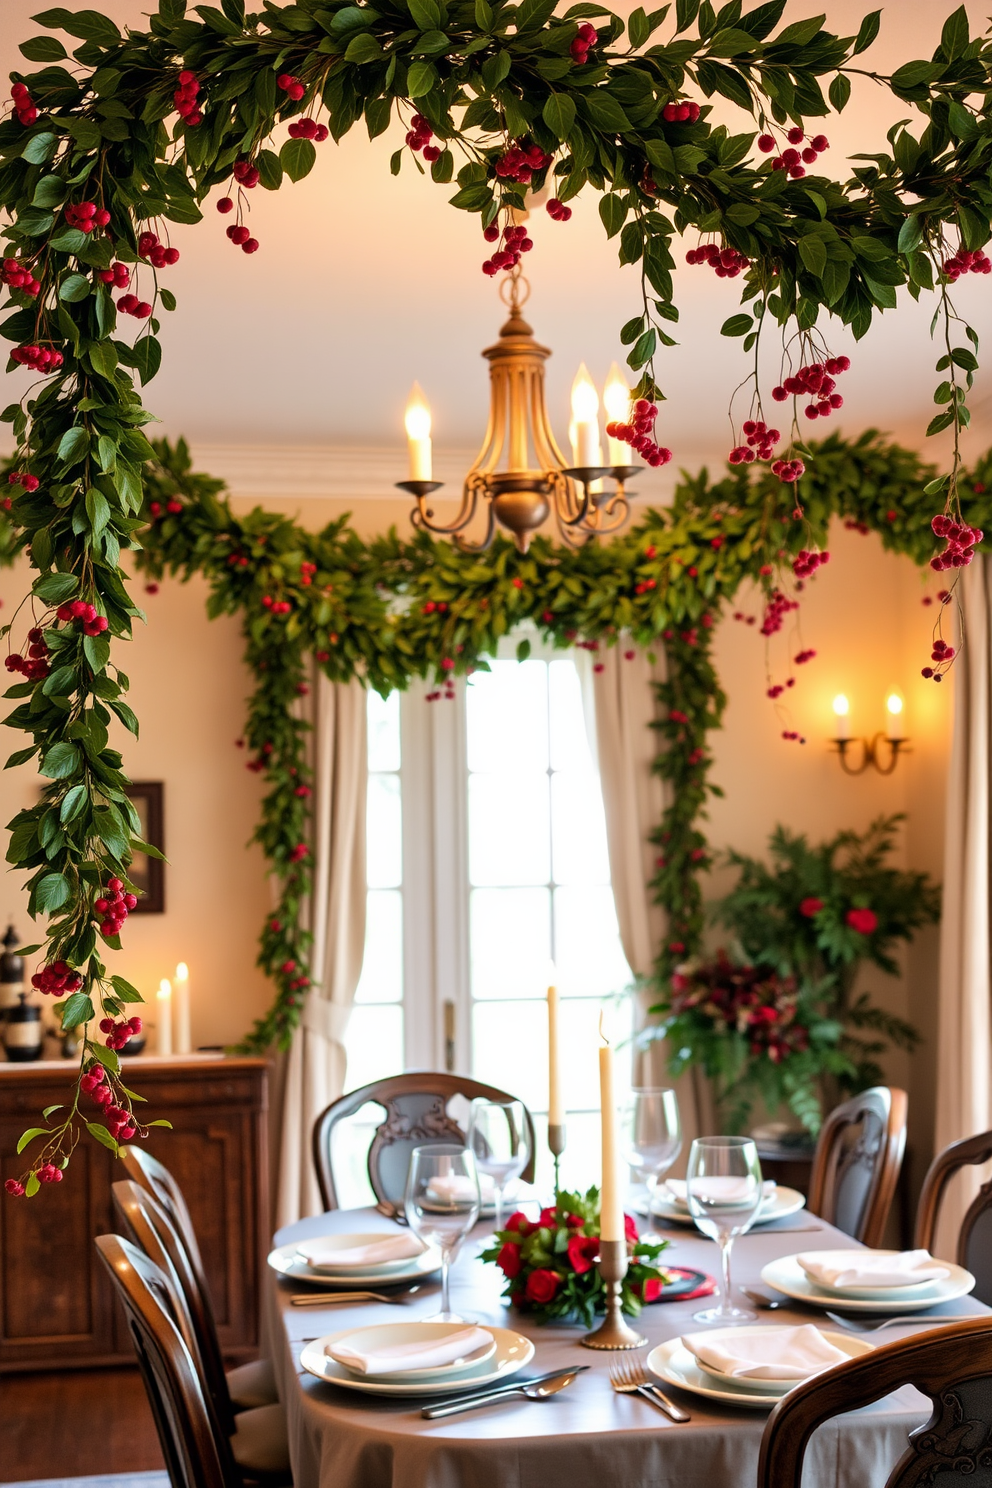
[831, 734, 909, 776]
[580, 1239, 647, 1350]
[548, 1120, 566, 1195]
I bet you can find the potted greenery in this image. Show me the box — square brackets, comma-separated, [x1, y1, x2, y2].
[648, 815, 940, 1135]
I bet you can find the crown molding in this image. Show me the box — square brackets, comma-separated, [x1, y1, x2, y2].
[190, 442, 482, 502]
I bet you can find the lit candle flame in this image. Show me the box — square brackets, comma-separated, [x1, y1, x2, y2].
[602, 362, 631, 424]
[570, 363, 600, 425]
[832, 694, 849, 718]
[175, 961, 188, 981]
[158, 977, 171, 1000]
[404, 382, 431, 441]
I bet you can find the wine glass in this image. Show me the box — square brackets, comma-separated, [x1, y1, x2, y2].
[404, 1144, 481, 1322]
[467, 1098, 529, 1232]
[685, 1136, 764, 1323]
[621, 1087, 682, 1232]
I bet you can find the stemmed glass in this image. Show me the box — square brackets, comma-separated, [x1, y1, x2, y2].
[621, 1087, 682, 1232]
[685, 1136, 764, 1323]
[404, 1144, 481, 1322]
[466, 1098, 530, 1232]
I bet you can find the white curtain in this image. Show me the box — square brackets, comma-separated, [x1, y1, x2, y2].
[581, 645, 709, 1164]
[275, 674, 368, 1227]
[935, 555, 992, 1255]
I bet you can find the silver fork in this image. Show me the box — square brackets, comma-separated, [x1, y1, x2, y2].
[290, 1285, 423, 1307]
[609, 1354, 691, 1422]
[824, 1310, 987, 1333]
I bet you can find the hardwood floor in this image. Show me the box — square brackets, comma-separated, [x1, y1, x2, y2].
[3, 1367, 164, 1482]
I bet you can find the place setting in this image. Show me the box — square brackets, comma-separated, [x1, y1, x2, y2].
[647, 1323, 875, 1410]
[759, 1247, 978, 1319]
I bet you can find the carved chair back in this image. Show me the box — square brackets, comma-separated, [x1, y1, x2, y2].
[915, 1130, 992, 1304]
[758, 1317, 992, 1488]
[95, 1234, 237, 1488]
[312, 1072, 537, 1211]
[113, 1178, 236, 1436]
[120, 1144, 206, 1277]
[808, 1085, 907, 1247]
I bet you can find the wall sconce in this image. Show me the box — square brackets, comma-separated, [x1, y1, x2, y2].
[831, 691, 909, 775]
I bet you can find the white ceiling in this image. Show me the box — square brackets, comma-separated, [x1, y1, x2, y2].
[4, 1, 992, 492]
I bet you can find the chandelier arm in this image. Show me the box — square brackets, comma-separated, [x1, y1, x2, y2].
[454, 496, 496, 553]
[408, 482, 482, 536]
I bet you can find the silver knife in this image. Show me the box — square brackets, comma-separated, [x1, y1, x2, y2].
[638, 1382, 691, 1422]
[421, 1365, 589, 1419]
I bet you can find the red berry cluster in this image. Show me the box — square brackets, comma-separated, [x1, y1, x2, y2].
[729, 420, 779, 464]
[5, 1177, 25, 1195]
[546, 198, 573, 222]
[606, 399, 673, 467]
[31, 960, 83, 996]
[174, 69, 202, 126]
[12, 344, 63, 373]
[148, 498, 183, 517]
[686, 242, 750, 277]
[95, 876, 137, 939]
[56, 598, 108, 636]
[942, 247, 991, 281]
[405, 112, 440, 160]
[233, 158, 260, 189]
[794, 647, 816, 664]
[288, 116, 329, 142]
[482, 221, 532, 276]
[277, 72, 306, 101]
[138, 230, 180, 269]
[733, 610, 757, 627]
[772, 356, 849, 418]
[64, 201, 111, 232]
[426, 680, 457, 701]
[262, 595, 292, 614]
[766, 680, 796, 698]
[81, 1064, 137, 1138]
[100, 1014, 142, 1051]
[792, 547, 829, 579]
[97, 262, 130, 290]
[5, 626, 50, 680]
[300, 561, 317, 586]
[289, 842, 308, 862]
[495, 141, 552, 184]
[781, 729, 805, 743]
[570, 22, 598, 61]
[10, 82, 37, 127]
[760, 589, 799, 636]
[662, 99, 702, 123]
[117, 294, 152, 318]
[35, 1163, 64, 1184]
[8, 470, 39, 492]
[771, 457, 806, 484]
[2, 256, 41, 297]
[930, 513, 983, 571]
[226, 551, 250, 569]
[921, 636, 954, 682]
[226, 223, 259, 254]
[759, 127, 829, 179]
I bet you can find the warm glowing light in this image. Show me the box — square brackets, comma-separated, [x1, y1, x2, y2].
[832, 694, 850, 718]
[404, 382, 432, 441]
[175, 961, 189, 981]
[885, 688, 905, 740]
[570, 363, 601, 467]
[158, 977, 172, 1000]
[886, 691, 904, 717]
[602, 362, 631, 423]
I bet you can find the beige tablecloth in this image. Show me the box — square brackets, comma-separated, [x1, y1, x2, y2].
[267, 1206, 981, 1488]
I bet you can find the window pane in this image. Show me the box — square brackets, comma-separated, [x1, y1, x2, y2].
[468, 772, 550, 886]
[467, 661, 549, 773]
[470, 887, 551, 1000]
[554, 885, 631, 997]
[330, 1100, 382, 1210]
[559, 995, 634, 1118]
[368, 689, 401, 772]
[551, 769, 611, 885]
[471, 999, 547, 1113]
[344, 1004, 404, 1091]
[549, 659, 595, 773]
[366, 772, 402, 888]
[354, 889, 403, 1005]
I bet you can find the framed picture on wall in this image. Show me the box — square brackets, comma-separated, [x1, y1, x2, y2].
[124, 781, 165, 913]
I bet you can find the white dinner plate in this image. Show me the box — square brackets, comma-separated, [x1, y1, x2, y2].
[300, 1325, 535, 1396]
[681, 1324, 875, 1394]
[793, 1250, 951, 1300]
[292, 1233, 427, 1277]
[639, 1186, 806, 1228]
[647, 1331, 873, 1409]
[761, 1253, 976, 1312]
[322, 1321, 497, 1382]
[267, 1240, 442, 1289]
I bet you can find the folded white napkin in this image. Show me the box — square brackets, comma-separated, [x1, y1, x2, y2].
[426, 1173, 488, 1204]
[682, 1325, 849, 1381]
[665, 1178, 775, 1207]
[797, 1249, 950, 1291]
[297, 1234, 425, 1270]
[326, 1325, 492, 1376]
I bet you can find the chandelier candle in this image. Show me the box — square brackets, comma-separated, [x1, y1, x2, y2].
[603, 364, 632, 466]
[405, 384, 433, 482]
[570, 365, 602, 469]
[156, 979, 172, 1057]
[174, 962, 191, 1055]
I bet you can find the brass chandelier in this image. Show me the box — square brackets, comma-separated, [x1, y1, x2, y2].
[397, 270, 641, 553]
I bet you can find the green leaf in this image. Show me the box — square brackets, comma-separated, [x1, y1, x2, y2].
[132, 336, 162, 386]
[60, 783, 87, 823]
[406, 60, 437, 96]
[34, 8, 122, 44]
[940, 5, 969, 60]
[146, 1119, 175, 1129]
[599, 193, 628, 238]
[86, 1120, 119, 1152]
[798, 235, 826, 278]
[542, 93, 576, 139]
[61, 992, 95, 1029]
[17, 1127, 51, 1155]
[25, 1171, 40, 1197]
[40, 741, 80, 780]
[628, 6, 649, 46]
[828, 74, 851, 112]
[475, 0, 493, 25]
[57, 427, 90, 467]
[344, 30, 383, 61]
[280, 138, 317, 181]
[85, 486, 112, 534]
[21, 132, 58, 165]
[897, 215, 923, 255]
[720, 313, 753, 336]
[59, 274, 91, 303]
[20, 34, 69, 60]
[516, 637, 532, 662]
[110, 975, 144, 1003]
[256, 149, 283, 190]
[42, 1104, 64, 1119]
[36, 872, 70, 912]
[408, 0, 441, 26]
[852, 8, 880, 54]
[33, 572, 78, 605]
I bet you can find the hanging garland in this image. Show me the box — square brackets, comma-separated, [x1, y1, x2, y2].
[2, 0, 991, 1193]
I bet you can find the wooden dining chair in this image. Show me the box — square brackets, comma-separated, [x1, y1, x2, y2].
[915, 1129, 992, 1302]
[120, 1145, 278, 1412]
[807, 1085, 907, 1247]
[95, 1234, 292, 1488]
[758, 1315, 992, 1488]
[312, 1072, 537, 1211]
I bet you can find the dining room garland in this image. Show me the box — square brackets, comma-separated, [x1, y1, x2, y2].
[2, 0, 992, 1191]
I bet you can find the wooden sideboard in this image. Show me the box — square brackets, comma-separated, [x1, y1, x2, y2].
[0, 1054, 269, 1373]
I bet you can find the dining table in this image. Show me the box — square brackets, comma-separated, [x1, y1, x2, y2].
[265, 1203, 990, 1488]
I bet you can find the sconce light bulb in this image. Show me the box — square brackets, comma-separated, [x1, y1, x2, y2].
[404, 382, 432, 441]
[833, 694, 849, 718]
[886, 692, 904, 717]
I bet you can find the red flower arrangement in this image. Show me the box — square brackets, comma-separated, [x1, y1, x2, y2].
[481, 1189, 669, 1326]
